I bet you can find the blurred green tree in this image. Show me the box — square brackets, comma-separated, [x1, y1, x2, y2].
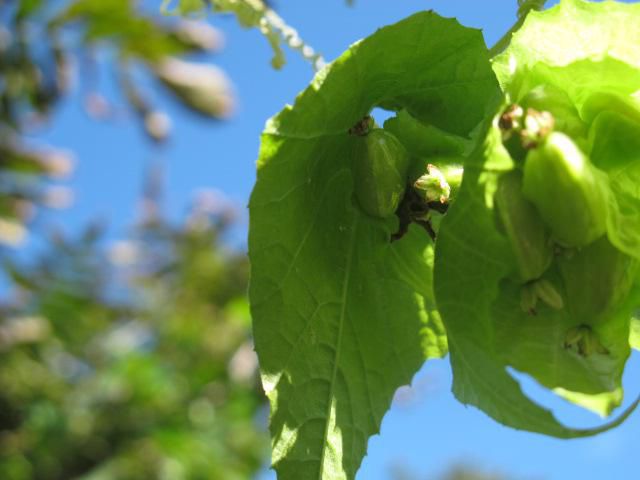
[0, 0, 239, 245]
[0, 167, 267, 479]
[0, 1, 321, 478]
[0, 0, 322, 245]
[0, 1, 275, 476]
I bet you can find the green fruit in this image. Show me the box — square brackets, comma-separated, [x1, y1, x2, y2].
[558, 236, 639, 325]
[353, 128, 410, 218]
[495, 170, 553, 283]
[520, 282, 538, 315]
[532, 278, 564, 311]
[520, 278, 564, 315]
[522, 132, 610, 247]
[563, 325, 609, 357]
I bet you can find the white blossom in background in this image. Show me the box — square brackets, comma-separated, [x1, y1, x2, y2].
[153, 57, 235, 118]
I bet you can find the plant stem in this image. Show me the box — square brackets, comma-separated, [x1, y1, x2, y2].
[489, 0, 549, 58]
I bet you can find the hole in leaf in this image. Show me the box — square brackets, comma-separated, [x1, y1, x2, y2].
[370, 107, 395, 128]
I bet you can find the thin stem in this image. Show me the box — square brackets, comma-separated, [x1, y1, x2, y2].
[488, 0, 549, 58]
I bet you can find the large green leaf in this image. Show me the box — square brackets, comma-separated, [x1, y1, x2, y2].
[435, 116, 640, 436]
[492, 0, 640, 94]
[493, 0, 640, 261]
[492, 0, 640, 389]
[632, 318, 640, 351]
[249, 12, 497, 479]
[433, 0, 640, 436]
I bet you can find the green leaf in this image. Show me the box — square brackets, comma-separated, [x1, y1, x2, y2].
[160, 0, 205, 15]
[383, 110, 471, 182]
[249, 12, 497, 479]
[493, 0, 640, 97]
[554, 388, 623, 418]
[632, 318, 640, 351]
[384, 110, 470, 158]
[587, 101, 640, 263]
[435, 0, 640, 430]
[434, 115, 640, 437]
[491, 1, 640, 260]
[58, 0, 201, 61]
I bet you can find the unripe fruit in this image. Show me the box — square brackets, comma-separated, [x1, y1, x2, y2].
[495, 170, 553, 283]
[353, 128, 410, 218]
[520, 278, 564, 315]
[563, 325, 609, 357]
[532, 278, 564, 310]
[522, 132, 610, 247]
[558, 236, 639, 325]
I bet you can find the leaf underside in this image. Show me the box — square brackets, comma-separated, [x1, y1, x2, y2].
[435, 0, 640, 436]
[249, 11, 497, 480]
[250, 2, 640, 479]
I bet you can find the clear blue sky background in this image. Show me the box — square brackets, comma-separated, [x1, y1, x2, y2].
[25, 1, 639, 479]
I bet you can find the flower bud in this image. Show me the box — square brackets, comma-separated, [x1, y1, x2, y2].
[414, 164, 451, 204]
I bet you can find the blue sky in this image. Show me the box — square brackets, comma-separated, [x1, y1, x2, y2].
[25, 1, 640, 479]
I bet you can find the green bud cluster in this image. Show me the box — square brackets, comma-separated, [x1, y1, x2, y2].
[414, 164, 453, 204]
[563, 325, 609, 358]
[495, 86, 640, 346]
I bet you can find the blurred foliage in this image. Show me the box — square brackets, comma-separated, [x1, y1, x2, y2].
[391, 463, 516, 480]
[0, 170, 267, 479]
[160, 0, 324, 69]
[0, 0, 329, 246]
[0, 0, 235, 245]
[0, 1, 317, 477]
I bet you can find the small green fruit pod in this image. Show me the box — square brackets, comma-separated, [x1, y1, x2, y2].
[519, 278, 563, 315]
[353, 128, 410, 219]
[522, 132, 610, 248]
[494, 170, 553, 283]
[532, 278, 564, 311]
[563, 325, 609, 357]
